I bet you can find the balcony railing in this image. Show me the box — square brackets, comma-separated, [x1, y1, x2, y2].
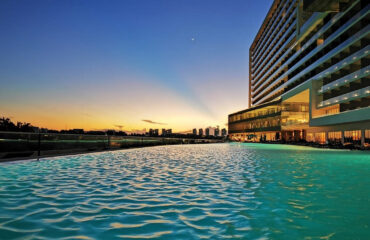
[318, 64, 370, 95]
[229, 111, 282, 124]
[252, 0, 293, 61]
[318, 86, 370, 108]
[254, 23, 370, 104]
[252, 7, 297, 75]
[255, 11, 326, 77]
[252, 22, 296, 87]
[252, 3, 369, 104]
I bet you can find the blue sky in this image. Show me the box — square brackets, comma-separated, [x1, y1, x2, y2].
[0, 0, 272, 131]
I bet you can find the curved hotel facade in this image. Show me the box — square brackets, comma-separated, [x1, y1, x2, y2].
[228, 0, 369, 146]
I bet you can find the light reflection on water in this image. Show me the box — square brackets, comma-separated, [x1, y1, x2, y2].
[0, 143, 369, 239]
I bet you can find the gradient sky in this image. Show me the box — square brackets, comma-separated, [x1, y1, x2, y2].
[0, 0, 272, 132]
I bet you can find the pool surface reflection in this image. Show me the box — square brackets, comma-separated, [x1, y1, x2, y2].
[0, 143, 369, 239]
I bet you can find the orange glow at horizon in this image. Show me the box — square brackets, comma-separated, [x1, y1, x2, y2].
[0, 79, 238, 132]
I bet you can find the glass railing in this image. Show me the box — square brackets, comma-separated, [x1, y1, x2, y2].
[252, 33, 295, 92]
[253, 12, 331, 87]
[282, 119, 309, 126]
[252, 4, 369, 103]
[282, 102, 309, 112]
[233, 116, 281, 129]
[253, 20, 296, 82]
[253, 0, 293, 61]
[318, 63, 370, 94]
[252, 32, 295, 91]
[254, 6, 369, 102]
[230, 102, 309, 123]
[318, 86, 370, 108]
[315, 45, 369, 83]
[230, 109, 281, 123]
[255, 12, 327, 82]
[299, 12, 322, 36]
[254, 23, 370, 104]
[252, 8, 297, 74]
[312, 109, 341, 118]
[252, 21, 296, 84]
[253, 3, 296, 66]
[252, 0, 289, 59]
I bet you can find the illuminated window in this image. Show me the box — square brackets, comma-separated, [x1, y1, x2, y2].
[314, 132, 326, 144]
[317, 38, 324, 46]
[306, 133, 314, 142]
[365, 130, 370, 145]
[344, 130, 361, 144]
[328, 131, 341, 143]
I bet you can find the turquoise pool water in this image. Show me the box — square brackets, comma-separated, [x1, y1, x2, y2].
[0, 143, 369, 239]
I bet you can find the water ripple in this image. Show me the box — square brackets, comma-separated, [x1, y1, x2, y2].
[0, 143, 369, 239]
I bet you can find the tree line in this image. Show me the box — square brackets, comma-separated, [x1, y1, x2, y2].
[0, 117, 34, 132]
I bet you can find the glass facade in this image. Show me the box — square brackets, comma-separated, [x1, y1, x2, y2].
[281, 102, 309, 126]
[328, 131, 342, 143]
[250, 0, 369, 108]
[229, 0, 370, 147]
[344, 130, 362, 144]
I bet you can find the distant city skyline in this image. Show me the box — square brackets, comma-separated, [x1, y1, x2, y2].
[1, 116, 225, 135]
[0, 0, 272, 132]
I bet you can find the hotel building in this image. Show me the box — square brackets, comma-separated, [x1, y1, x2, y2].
[228, 0, 370, 147]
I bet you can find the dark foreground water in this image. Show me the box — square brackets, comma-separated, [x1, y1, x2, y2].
[0, 143, 369, 240]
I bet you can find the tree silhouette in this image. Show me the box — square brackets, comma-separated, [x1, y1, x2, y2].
[0, 117, 34, 132]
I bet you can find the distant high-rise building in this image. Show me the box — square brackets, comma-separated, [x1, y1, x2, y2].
[214, 128, 220, 137]
[149, 129, 159, 136]
[161, 129, 172, 136]
[162, 128, 167, 136]
[153, 129, 159, 136]
[198, 128, 203, 136]
[205, 128, 210, 136]
[221, 128, 227, 137]
[192, 128, 197, 135]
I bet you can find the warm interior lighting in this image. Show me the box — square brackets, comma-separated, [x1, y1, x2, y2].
[312, 104, 340, 118]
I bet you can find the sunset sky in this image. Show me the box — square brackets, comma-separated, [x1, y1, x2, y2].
[0, 0, 272, 132]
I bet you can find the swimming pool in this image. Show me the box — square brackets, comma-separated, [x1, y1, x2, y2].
[0, 143, 369, 239]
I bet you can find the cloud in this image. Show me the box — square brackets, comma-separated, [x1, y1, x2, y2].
[142, 119, 167, 125]
[114, 125, 124, 130]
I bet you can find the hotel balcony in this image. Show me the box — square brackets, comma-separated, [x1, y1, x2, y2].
[318, 65, 370, 95]
[318, 86, 370, 108]
[252, 2, 369, 105]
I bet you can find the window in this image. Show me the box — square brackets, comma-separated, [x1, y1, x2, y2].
[365, 130, 370, 145]
[328, 131, 341, 143]
[314, 132, 326, 144]
[344, 130, 361, 144]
